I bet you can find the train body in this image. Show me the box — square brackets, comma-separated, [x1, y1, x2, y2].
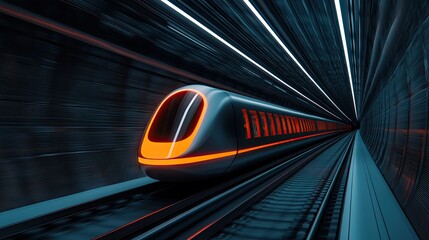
[138, 85, 350, 181]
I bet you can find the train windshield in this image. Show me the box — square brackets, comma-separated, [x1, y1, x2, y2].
[148, 91, 204, 142]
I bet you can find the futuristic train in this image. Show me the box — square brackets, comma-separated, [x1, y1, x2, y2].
[138, 85, 350, 181]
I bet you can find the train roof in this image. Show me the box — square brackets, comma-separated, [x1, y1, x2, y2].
[228, 94, 340, 122]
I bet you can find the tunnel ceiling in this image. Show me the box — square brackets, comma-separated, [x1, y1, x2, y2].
[4, 0, 428, 122]
[2, 0, 363, 123]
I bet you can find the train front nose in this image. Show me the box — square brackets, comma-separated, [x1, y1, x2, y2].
[141, 90, 205, 160]
[138, 87, 238, 181]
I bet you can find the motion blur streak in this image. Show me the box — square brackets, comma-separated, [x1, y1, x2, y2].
[187, 221, 216, 240]
[334, 0, 358, 120]
[0, 2, 242, 94]
[243, 0, 352, 122]
[161, 0, 343, 121]
[93, 204, 174, 240]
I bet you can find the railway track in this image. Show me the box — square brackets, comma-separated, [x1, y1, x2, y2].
[133, 133, 354, 240]
[99, 133, 352, 239]
[212, 134, 353, 240]
[1, 133, 351, 239]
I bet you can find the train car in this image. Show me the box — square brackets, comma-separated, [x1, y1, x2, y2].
[138, 85, 350, 181]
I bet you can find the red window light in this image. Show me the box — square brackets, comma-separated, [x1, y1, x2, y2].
[294, 117, 301, 133]
[241, 109, 251, 139]
[305, 120, 308, 132]
[280, 115, 288, 134]
[273, 114, 282, 135]
[249, 110, 261, 138]
[259, 112, 269, 137]
[267, 113, 276, 136]
[286, 116, 294, 133]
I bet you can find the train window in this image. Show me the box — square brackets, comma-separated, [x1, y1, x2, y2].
[299, 118, 304, 132]
[303, 119, 307, 132]
[267, 113, 276, 136]
[301, 119, 305, 132]
[273, 114, 282, 135]
[249, 110, 261, 138]
[301, 119, 307, 132]
[149, 91, 204, 142]
[290, 117, 295, 133]
[286, 116, 294, 133]
[294, 117, 300, 133]
[241, 109, 252, 139]
[281, 115, 288, 134]
[259, 112, 269, 137]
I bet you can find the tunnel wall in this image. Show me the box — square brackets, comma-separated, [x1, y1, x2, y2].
[360, 5, 429, 238]
[0, 14, 194, 211]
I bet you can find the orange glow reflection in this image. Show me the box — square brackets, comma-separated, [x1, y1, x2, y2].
[139, 130, 343, 166]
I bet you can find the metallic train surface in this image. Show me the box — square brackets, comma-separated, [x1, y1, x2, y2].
[138, 85, 350, 181]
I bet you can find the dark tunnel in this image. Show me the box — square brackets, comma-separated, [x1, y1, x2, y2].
[1, 0, 429, 239]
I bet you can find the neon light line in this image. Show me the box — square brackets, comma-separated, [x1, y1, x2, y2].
[244, 0, 352, 122]
[334, 0, 358, 119]
[161, 0, 343, 121]
[139, 129, 344, 165]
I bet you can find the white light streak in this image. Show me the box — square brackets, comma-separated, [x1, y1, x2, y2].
[167, 93, 199, 158]
[334, 0, 358, 119]
[244, 0, 352, 122]
[161, 0, 342, 120]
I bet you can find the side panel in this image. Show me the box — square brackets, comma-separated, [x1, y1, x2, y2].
[229, 134, 336, 174]
[229, 94, 342, 151]
[227, 92, 347, 172]
[182, 89, 237, 158]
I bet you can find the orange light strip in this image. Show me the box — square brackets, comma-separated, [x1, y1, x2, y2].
[139, 150, 237, 166]
[139, 130, 344, 166]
